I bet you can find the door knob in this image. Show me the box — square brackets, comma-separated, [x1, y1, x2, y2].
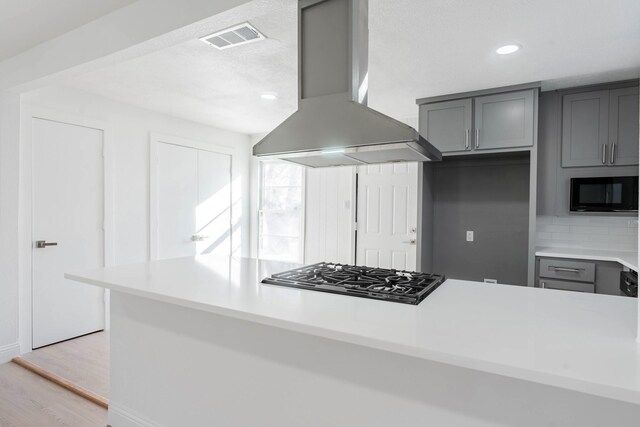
[35, 240, 58, 248]
[402, 239, 417, 245]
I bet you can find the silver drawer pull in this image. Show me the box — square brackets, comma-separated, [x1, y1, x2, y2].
[550, 266, 583, 273]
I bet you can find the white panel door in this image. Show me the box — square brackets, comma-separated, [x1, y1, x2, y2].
[157, 143, 199, 259]
[196, 150, 232, 256]
[356, 162, 418, 271]
[156, 142, 232, 259]
[32, 118, 105, 348]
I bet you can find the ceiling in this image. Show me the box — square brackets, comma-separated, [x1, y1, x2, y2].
[0, 0, 136, 61]
[62, 0, 640, 135]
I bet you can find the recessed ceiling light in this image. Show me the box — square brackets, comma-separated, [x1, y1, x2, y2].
[261, 92, 278, 100]
[496, 44, 521, 55]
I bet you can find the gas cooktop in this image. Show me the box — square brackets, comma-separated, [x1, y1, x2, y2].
[261, 262, 445, 305]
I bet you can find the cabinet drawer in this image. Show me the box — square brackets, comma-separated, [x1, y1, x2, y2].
[539, 259, 596, 283]
[539, 279, 595, 293]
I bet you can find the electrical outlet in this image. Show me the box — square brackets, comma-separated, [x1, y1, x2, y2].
[484, 278, 497, 284]
[466, 230, 474, 242]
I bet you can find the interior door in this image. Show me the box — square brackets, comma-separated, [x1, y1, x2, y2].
[156, 142, 232, 259]
[32, 118, 105, 349]
[196, 150, 232, 256]
[356, 162, 418, 271]
[156, 143, 198, 259]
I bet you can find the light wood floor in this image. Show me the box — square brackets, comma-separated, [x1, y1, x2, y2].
[0, 362, 107, 426]
[20, 331, 109, 400]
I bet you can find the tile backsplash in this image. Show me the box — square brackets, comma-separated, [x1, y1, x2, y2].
[537, 216, 638, 252]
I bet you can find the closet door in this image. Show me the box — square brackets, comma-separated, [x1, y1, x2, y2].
[156, 142, 199, 259]
[196, 150, 232, 256]
[155, 142, 232, 259]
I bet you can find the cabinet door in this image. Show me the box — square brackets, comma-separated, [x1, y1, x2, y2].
[419, 99, 472, 153]
[473, 90, 534, 151]
[609, 86, 639, 166]
[561, 90, 609, 167]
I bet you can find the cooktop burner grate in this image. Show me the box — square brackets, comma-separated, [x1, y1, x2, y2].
[261, 262, 445, 305]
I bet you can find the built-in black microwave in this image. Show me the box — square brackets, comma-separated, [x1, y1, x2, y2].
[570, 176, 638, 212]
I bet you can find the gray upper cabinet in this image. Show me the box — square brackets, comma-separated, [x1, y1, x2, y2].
[561, 85, 638, 167]
[609, 86, 639, 166]
[417, 87, 537, 156]
[561, 90, 609, 167]
[419, 99, 472, 153]
[474, 90, 535, 151]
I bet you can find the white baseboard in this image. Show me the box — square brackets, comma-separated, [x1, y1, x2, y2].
[0, 342, 20, 364]
[109, 403, 162, 427]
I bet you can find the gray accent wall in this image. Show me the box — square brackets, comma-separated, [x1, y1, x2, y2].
[429, 154, 530, 286]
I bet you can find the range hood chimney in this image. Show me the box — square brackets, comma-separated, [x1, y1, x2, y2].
[252, 0, 442, 167]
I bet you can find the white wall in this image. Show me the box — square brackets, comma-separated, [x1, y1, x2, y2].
[12, 85, 251, 354]
[0, 0, 255, 364]
[0, 91, 21, 362]
[22, 85, 252, 264]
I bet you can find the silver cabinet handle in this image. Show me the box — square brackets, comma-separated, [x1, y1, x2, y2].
[402, 239, 417, 245]
[550, 266, 583, 273]
[602, 144, 607, 164]
[475, 129, 480, 149]
[191, 235, 209, 242]
[541, 281, 546, 289]
[610, 143, 616, 164]
[465, 129, 470, 150]
[35, 240, 57, 248]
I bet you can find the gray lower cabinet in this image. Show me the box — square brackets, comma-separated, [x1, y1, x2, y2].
[609, 86, 639, 166]
[561, 85, 639, 167]
[536, 256, 623, 295]
[474, 90, 535, 151]
[418, 88, 537, 155]
[419, 99, 472, 154]
[539, 279, 594, 293]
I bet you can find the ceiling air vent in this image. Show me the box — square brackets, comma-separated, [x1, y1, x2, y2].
[200, 22, 266, 50]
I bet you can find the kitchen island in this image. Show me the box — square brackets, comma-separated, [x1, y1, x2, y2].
[67, 254, 640, 427]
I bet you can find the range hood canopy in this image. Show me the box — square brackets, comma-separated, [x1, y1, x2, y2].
[252, 0, 442, 167]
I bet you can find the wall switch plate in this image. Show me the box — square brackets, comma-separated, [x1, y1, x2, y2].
[484, 279, 498, 284]
[466, 231, 474, 242]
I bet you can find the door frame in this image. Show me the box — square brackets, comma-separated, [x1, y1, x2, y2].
[19, 106, 114, 353]
[149, 132, 235, 261]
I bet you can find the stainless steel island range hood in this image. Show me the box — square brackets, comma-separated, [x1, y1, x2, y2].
[252, 0, 441, 167]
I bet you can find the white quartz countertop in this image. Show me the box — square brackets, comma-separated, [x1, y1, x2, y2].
[67, 255, 640, 405]
[536, 247, 638, 271]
